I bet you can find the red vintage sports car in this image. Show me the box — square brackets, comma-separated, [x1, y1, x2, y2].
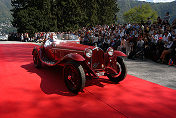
[32, 33, 127, 93]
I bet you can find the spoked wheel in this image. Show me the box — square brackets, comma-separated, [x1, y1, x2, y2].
[107, 57, 127, 83]
[33, 50, 42, 68]
[64, 62, 86, 94]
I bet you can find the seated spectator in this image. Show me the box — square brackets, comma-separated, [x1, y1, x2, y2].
[149, 27, 154, 35]
[143, 37, 151, 58]
[159, 36, 173, 63]
[151, 31, 159, 44]
[154, 37, 164, 60]
[170, 37, 176, 65]
[163, 32, 169, 42]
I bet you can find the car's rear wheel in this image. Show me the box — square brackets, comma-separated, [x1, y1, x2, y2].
[107, 57, 127, 83]
[64, 62, 86, 94]
[33, 50, 42, 68]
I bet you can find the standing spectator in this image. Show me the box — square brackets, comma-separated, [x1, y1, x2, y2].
[120, 36, 126, 53]
[103, 36, 109, 51]
[83, 32, 89, 45]
[26, 33, 29, 42]
[146, 17, 152, 26]
[171, 31, 175, 39]
[163, 12, 170, 25]
[157, 17, 162, 25]
[93, 33, 99, 46]
[21, 33, 24, 42]
[137, 36, 144, 50]
[172, 18, 176, 33]
[125, 34, 132, 56]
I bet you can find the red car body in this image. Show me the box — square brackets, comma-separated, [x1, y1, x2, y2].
[32, 34, 127, 93]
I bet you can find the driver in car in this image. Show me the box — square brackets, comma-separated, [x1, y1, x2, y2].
[44, 33, 57, 47]
[65, 34, 69, 40]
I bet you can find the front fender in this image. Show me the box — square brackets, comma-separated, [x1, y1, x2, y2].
[32, 47, 40, 55]
[61, 53, 86, 62]
[114, 51, 127, 57]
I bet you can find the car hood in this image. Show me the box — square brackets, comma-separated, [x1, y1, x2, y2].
[55, 42, 95, 51]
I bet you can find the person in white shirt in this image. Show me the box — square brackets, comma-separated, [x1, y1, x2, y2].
[160, 36, 173, 63]
[163, 32, 169, 42]
[137, 36, 144, 49]
[152, 31, 159, 43]
[21, 33, 24, 42]
[127, 23, 131, 29]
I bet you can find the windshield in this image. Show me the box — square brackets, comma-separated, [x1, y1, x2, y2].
[56, 34, 79, 41]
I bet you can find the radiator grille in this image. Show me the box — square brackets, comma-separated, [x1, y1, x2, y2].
[92, 48, 104, 69]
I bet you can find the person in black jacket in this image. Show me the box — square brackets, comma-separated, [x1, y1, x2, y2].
[170, 37, 176, 65]
[172, 18, 176, 33]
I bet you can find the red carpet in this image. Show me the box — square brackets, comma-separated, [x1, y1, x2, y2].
[0, 44, 176, 118]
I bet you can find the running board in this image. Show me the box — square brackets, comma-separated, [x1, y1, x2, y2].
[41, 58, 57, 66]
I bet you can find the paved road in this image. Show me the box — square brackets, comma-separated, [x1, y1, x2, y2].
[1, 41, 176, 90]
[125, 59, 176, 90]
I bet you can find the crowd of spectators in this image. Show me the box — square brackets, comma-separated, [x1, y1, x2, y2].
[17, 12, 176, 65]
[75, 12, 176, 65]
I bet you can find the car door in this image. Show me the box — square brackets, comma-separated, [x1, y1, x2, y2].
[44, 40, 55, 60]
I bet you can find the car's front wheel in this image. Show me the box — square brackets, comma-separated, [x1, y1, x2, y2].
[107, 57, 127, 83]
[64, 62, 86, 94]
[33, 50, 42, 68]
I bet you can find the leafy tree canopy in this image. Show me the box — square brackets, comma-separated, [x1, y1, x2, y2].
[11, 0, 119, 34]
[123, 4, 158, 24]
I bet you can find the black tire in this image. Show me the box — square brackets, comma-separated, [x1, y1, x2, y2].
[64, 62, 86, 94]
[33, 50, 42, 68]
[107, 57, 127, 83]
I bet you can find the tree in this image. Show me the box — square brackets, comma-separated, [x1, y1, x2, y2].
[123, 4, 158, 24]
[11, 0, 119, 33]
[97, 0, 119, 25]
[11, 0, 58, 34]
[56, 0, 87, 32]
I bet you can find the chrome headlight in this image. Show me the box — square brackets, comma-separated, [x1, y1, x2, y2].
[85, 48, 93, 58]
[107, 47, 114, 56]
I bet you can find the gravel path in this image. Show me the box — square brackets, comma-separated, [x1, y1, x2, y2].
[125, 59, 176, 90]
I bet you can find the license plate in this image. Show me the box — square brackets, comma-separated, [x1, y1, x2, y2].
[96, 72, 104, 76]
